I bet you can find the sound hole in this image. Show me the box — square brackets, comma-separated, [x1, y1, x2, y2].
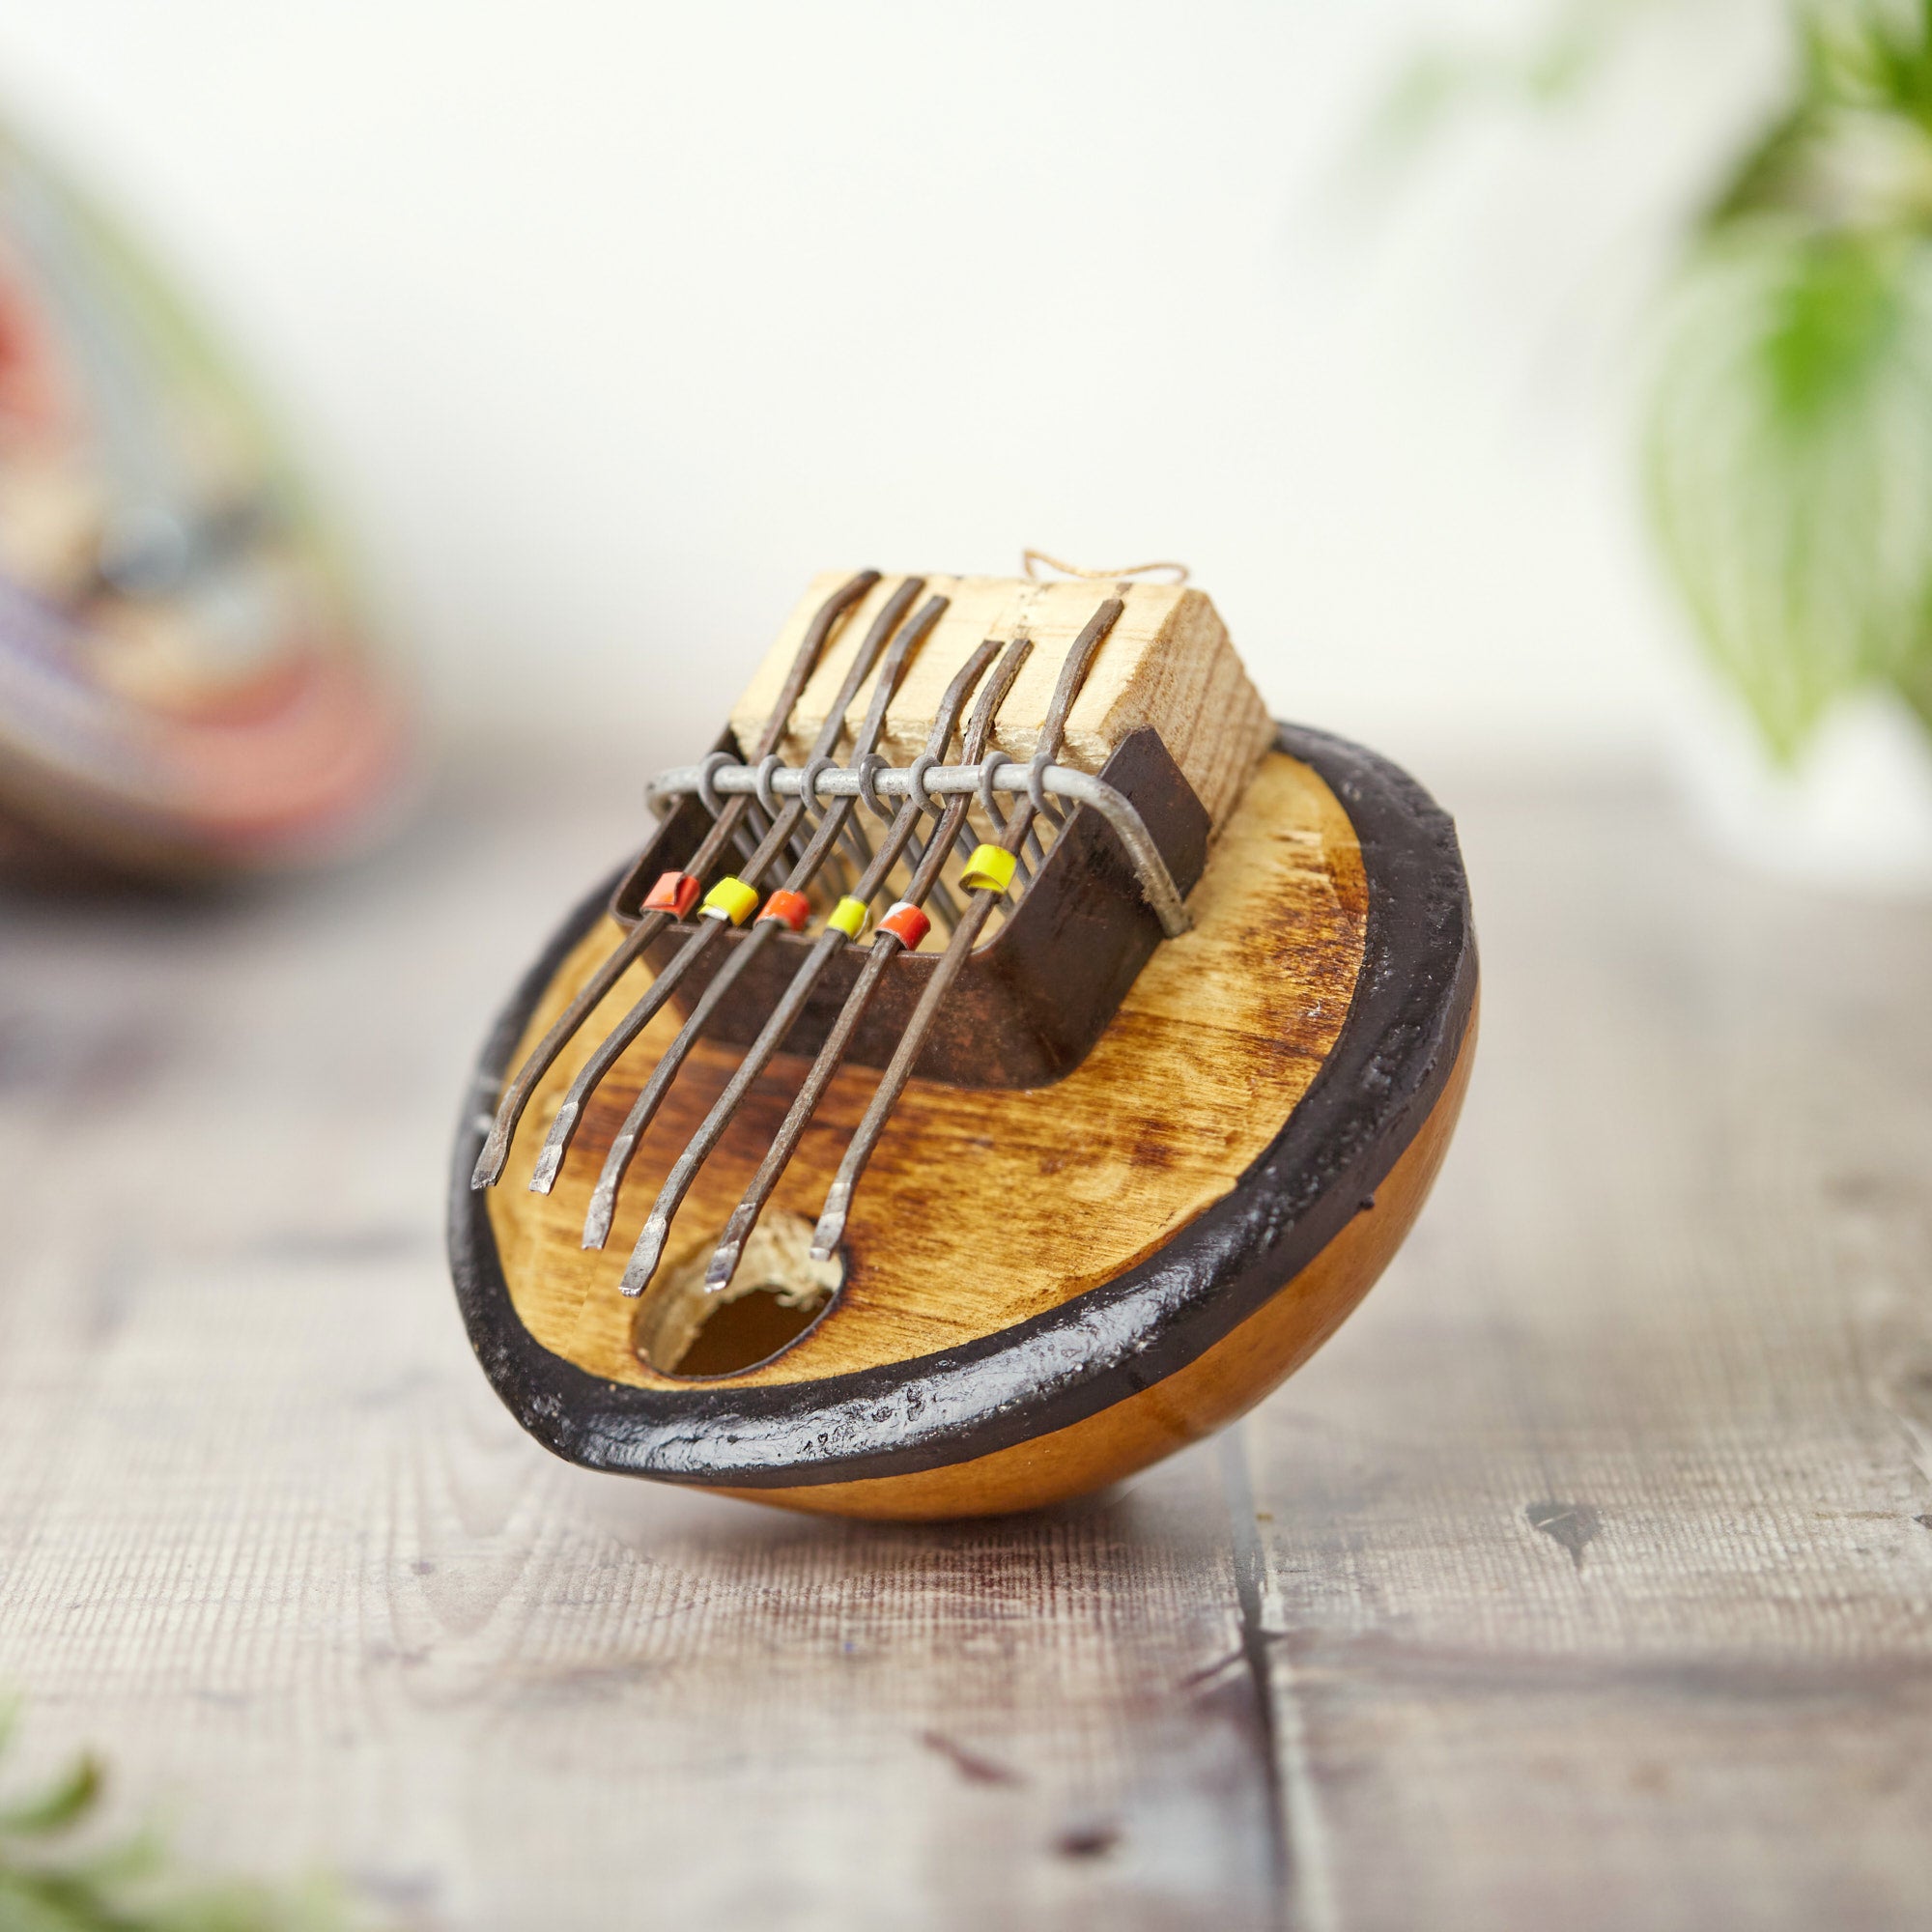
[633, 1210, 842, 1378]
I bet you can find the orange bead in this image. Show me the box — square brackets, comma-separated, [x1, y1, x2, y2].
[879, 901, 930, 951]
[757, 889, 811, 932]
[642, 870, 700, 918]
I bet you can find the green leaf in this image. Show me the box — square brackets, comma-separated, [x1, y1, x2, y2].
[0, 1757, 103, 1838]
[0, 1870, 108, 1932]
[1893, 632, 1932, 732]
[1646, 222, 1932, 761]
[0, 1701, 381, 1930]
[1363, 0, 1662, 172]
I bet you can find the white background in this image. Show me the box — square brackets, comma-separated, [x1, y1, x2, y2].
[0, 1, 1784, 781]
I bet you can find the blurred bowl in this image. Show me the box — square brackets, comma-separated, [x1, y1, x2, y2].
[0, 116, 410, 880]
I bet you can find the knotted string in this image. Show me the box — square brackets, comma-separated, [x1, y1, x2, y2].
[1021, 549, 1189, 586]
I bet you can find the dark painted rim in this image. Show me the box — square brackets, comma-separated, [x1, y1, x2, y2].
[447, 724, 1478, 1488]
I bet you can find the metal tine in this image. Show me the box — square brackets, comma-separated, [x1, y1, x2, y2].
[526, 577, 928, 1196]
[729, 810, 765, 872]
[810, 816, 860, 903]
[897, 826, 962, 932]
[809, 598, 1124, 1262]
[837, 810, 875, 882]
[898, 773, 968, 926]
[469, 568, 879, 1189]
[758, 788, 817, 878]
[1023, 811, 1059, 877]
[722, 791, 765, 871]
[703, 634, 1036, 1295]
[616, 637, 1005, 1294]
[1022, 793, 1057, 869]
[813, 844, 853, 902]
[780, 806, 818, 877]
[804, 780, 855, 893]
[577, 588, 950, 1240]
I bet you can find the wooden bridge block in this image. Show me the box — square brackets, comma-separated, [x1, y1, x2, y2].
[729, 571, 1274, 834]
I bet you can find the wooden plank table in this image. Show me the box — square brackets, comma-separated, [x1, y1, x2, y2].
[1, 762, 1927, 1929]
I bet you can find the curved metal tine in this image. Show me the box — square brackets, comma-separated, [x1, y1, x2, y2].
[925, 876, 965, 932]
[1022, 809, 1059, 878]
[1021, 793, 1056, 869]
[579, 592, 950, 1246]
[896, 821, 961, 930]
[728, 810, 765, 871]
[741, 796, 774, 851]
[618, 638, 1004, 1293]
[704, 637, 1034, 1293]
[526, 578, 926, 1197]
[576, 840, 815, 1243]
[898, 769, 971, 927]
[810, 598, 1124, 1261]
[837, 811, 875, 879]
[469, 569, 879, 1189]
[801, 782, 851, 894]
[491, 564, 885, 1190]
[814, 845, 854, 901]
[780, 807, 817, 877]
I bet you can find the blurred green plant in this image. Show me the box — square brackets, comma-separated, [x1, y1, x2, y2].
[1394, 0, 1932, 763]
[0, 1703, 373, 1932]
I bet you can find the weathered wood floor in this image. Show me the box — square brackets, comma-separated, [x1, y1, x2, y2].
[1, 761, 1928, 1930]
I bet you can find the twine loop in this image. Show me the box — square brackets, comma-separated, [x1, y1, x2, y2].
[1022, 549, 1189, 586]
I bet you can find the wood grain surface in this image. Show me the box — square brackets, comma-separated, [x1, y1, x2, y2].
[2, 758, 1928, 1930]
[729, 571, 1274, 832]
[483, 749, 1367, 1394]
[734, 1015, 1477, 1520]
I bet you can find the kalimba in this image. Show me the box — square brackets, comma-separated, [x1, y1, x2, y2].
[450, 567, 1477, 1519]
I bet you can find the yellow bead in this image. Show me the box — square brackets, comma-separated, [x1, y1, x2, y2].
[960, 842, 1018, 895]
[701, 876, 760, 925]
[828, 895, 868, 940]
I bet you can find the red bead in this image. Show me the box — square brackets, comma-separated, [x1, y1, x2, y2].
[879, 902, 930, 951]
[642, 870, 700, 918]
[756, 889, 811, 932]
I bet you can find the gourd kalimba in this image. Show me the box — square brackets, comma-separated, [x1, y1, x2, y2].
[450, 567, 1477, 1519]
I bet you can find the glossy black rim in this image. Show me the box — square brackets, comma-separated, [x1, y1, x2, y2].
[447, 723, 1478, 1488]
